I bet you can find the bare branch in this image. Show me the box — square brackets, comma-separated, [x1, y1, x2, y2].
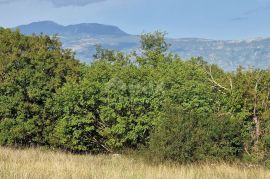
[93, 138, 112, 153]
[230, 78, 233, 91]
[206, 65, 230, 92]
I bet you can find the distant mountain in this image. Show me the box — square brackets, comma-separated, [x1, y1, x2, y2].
[14, 21, 270, 71]
[16, 21, 128, 36]
[169, 37, 270, 71]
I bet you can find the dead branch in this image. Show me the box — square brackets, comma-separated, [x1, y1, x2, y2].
[206, 65, 230, 92]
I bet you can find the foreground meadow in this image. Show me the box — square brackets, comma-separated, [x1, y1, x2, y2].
[0, 147, 269, 179]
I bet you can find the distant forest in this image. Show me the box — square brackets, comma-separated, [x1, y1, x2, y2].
[0, 28, 270, 166]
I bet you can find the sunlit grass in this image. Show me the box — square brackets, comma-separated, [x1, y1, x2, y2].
[0, 147, 269, 179]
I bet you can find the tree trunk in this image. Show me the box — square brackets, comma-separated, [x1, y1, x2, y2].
[252, 116, 261, 152]
[252, 82, 261, 152]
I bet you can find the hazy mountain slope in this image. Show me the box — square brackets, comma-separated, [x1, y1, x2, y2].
[16, 21, 128, 36]
[14, 21, 270, 70]
[169, 38, 270, 70]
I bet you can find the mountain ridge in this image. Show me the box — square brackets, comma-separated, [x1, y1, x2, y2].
[13, 21, 270, 71]
[15, 21, 128, 36]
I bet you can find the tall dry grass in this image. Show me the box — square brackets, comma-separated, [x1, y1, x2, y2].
[0, 147, 269, 179]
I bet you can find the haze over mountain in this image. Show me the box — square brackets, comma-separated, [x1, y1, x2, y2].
[15, 21, 270, 71]
[17, 21, 128, 36]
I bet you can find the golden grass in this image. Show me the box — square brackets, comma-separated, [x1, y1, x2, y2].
[0, 147, 269, 179]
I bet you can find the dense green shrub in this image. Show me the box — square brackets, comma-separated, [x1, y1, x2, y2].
[46, 81, 104, 152]
[0, 28, 81, 146]
[99, 74, 163, 149]
[148, 106, 244, 162]
[47, 58, 164, 151]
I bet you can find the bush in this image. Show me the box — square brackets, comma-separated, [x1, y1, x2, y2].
[148, 106, 244, 163]
[46, 60, 164, 152]
[46, 80, 105, 153]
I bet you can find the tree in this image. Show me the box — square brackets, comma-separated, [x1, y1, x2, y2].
[0, 29, 81, 146]
[136, 31, 172, 67]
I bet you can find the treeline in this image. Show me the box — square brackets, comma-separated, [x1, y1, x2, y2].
[0, 28, 270, 166]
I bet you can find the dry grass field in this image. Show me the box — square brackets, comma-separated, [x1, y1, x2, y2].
[0, 147, 269, 179]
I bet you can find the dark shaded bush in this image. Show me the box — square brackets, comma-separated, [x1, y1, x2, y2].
[148, 105, 244, 163]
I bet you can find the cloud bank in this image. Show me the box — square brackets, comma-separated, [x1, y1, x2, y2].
[0, 0, 107, 7]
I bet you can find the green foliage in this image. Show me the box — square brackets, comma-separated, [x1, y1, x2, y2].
[140, 31, 170, 54]
[46, 81, 104, 152]
[1, 29, 270, 167]
[0, 28, 81, 146]
[148, 105, 243, 163]
[99, 71, 163, 149]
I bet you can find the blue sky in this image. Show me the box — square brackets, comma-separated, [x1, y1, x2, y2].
[0, 0, 270, 39]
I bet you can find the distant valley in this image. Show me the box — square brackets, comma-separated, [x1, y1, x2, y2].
[15, 21, 270, 71]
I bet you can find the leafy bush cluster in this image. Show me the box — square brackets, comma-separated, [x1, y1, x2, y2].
[0, 29, 270, 165]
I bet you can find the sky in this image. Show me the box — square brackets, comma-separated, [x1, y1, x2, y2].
[0, 0, 270, 39]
